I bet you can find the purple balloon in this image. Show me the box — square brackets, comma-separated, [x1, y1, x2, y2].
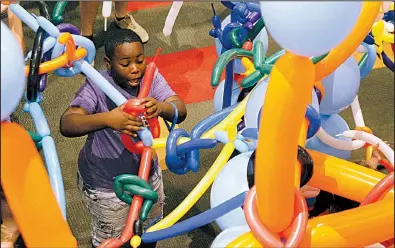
[237, 121, 245, 131]
[56, 23, 81, 35]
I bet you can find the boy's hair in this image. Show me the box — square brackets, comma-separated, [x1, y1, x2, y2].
[104, 29, 143, 59]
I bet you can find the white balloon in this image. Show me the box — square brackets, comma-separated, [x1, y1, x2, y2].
[382, 1, 393, 13]
[163, 1, 183, 37]
[211, 225, 251, 248]
[1, 21, 26, 121]
[260, 2, 362, 57]
[210, 152, 252, 230]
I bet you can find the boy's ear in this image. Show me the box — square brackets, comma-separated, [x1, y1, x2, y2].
[104, 56, 111, 70]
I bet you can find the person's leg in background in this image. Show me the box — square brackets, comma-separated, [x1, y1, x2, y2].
[1, 4, 25, 55]
[7, 7, 25, 55]
[79, 1, 101, 41]
[114, 2, 149, 43]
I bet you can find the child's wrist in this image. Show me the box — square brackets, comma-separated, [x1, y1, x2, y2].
[157, 101, 167, 116]
[100, 112, 112, 127]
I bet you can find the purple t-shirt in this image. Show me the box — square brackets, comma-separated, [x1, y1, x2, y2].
[71, 70, 176, 190]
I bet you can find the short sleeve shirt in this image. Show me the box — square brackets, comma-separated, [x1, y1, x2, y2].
[71, 69, 176, 190]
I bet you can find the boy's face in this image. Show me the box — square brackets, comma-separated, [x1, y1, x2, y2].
[105, 42, 147, 88]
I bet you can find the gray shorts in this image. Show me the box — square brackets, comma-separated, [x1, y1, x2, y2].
[77, 169, 165, 247]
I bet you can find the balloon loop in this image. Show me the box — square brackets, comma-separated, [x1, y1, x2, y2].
[113, 174, 158, 222]
[27, 27, 47, 102]
[244, 186, 308, 247]
[165, 129, 217, 175]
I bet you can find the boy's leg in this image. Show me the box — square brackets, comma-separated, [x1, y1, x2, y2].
[114, 2, 149, 43]
[80, 1, 101, 39]
[77, 172, 130, 247]
[77, 170, 164, 248]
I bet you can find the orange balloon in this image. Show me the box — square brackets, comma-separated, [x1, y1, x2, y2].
[255, 52, 315, 233]
[1, 122, 77, 247]
[315, 2, 382, 81]
[24, 47, 87, 76]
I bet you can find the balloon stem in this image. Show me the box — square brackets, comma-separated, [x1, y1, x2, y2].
[211, 3, 216, 16]
[153, 48, 162, 64]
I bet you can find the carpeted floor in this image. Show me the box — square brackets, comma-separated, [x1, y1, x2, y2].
[9, 2, 394, 248]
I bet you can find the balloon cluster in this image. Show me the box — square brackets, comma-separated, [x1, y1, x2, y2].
[1, 2, 393, 248]
[2, 1, 81, 219]
[2, 3, 175, 247]
[209, 2, 392, 247]
[209, 2, 268, 109]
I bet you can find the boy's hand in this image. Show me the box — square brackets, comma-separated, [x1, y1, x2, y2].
[106, 104, 143, 136]
[140, 97, 162, 119]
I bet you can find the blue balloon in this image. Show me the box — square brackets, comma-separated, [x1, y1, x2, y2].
[142, 192, 246, 243]
[215, 14, 269, 74]
[306, 114, 352, 160]
[1, 21, 26, 121]
[319, 56, 360, 115]
[214, 80, 241, 112]
[260, 2, 362, 57]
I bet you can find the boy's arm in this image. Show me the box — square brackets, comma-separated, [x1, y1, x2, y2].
[60, 106, 110, 138]
[60, 105, 144, 138]
[160, 95, 187, 124]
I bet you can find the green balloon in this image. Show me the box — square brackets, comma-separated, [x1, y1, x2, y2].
[51, 1, 68, 25]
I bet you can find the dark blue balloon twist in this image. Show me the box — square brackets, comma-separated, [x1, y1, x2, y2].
[165, 105, 237, 175]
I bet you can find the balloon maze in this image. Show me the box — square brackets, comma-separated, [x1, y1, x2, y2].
[1, 1, 394, 248]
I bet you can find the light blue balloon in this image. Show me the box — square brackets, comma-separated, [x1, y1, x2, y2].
[41, 136, 67, 219]
[319, 56, 360, 115]
[211, 225, 251, 248]
[215, 14, 269, 74]
[210, 152, 253, 230]
[245, 77, 320, 129]
[76, 60, 127, 106]
[9, 4, 39, 32]
[25, 37, 57, 61]
[260, 2, 362, 57]
[36, 16, 60, 38]
[306, 114, 352, 160]
[1, 21, 26, 121]
[51, 34, 96, 77]
[359, 42, 376, 80]
[214, 80, 241, 112]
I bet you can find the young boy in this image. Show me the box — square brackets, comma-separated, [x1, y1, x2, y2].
[60, 29, 187, 248]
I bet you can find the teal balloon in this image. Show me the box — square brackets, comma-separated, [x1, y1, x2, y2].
[215, 14, 269, 74]
[213, 80, 241, 112]
[319, 56, 360, 115]
[260, 2, 362, 57]
[1, 21, 26, 121]
[306, 114, 352, 160]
